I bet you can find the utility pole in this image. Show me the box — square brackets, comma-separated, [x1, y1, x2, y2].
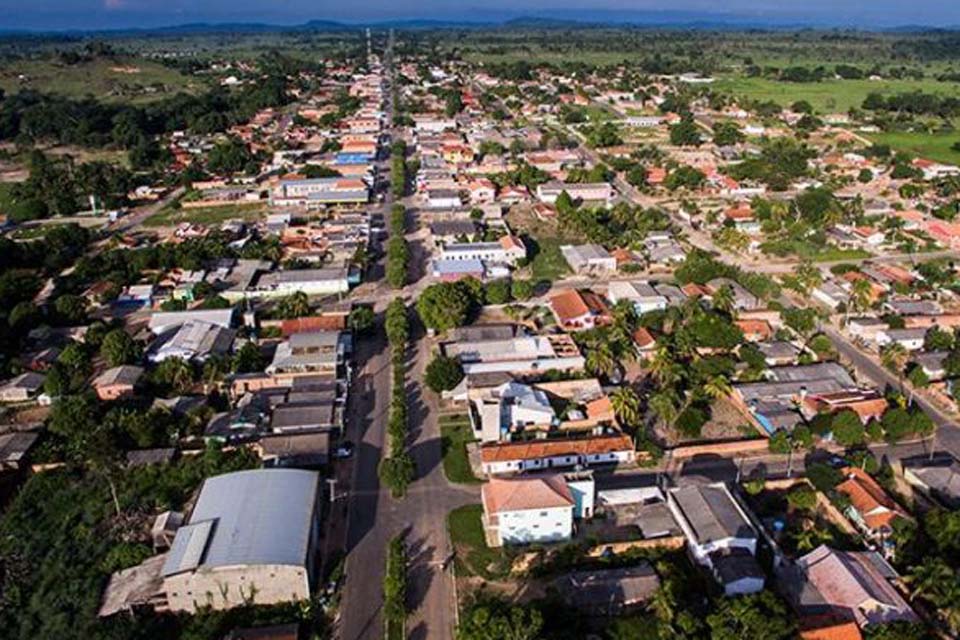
[326, 478, 338, 503]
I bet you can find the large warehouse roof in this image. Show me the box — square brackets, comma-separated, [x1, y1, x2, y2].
[162, 469, 319, 577]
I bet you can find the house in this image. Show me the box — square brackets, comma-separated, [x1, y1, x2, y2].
[93, 366, 145, 401]
[794, 545, 917, 628]
[549, 289, 611, 331]
[0, 431, 40, 471]
[0, 372, 46, 403]
[800, 389, 888, 425]
[553, 564, 661, 615]
[836, 467, 909, 548]
[239, 268, 351, 299]
[425, 188, 463, 209]
[149, 309, 235, 335]
[479, 434, 635, 475]
[443, 333, 585, 376]
[757, 341, 801, 366]
[607, 281, 668, 315]
[735, 319, 774, 342]
[812, 281, 850, 310]
[560, 244, 617, 274]
[267, 331, 348, 381]
[431, 258, 488, 282]
[428, 220, 479, 244]
[536, 181, 613, 204]
[723, 205, 761, 234]
[471, 381, 555, 443]
[706, 278, 760, 311]
[439, 235, 527, 266]
[875, 327, 926, 351]
[667, 483, 765, 596]
[257, 432, 330, 468]
[271, 178, 369, 207]
[912, 351, 948, 381]
[900, 453, 960, 509]
[481, 474, 576, 546]
[798, 616, 863, 640]
[150, 321, 236, 363]
[100, 469, 321, 616]
[633, 327, 658, 360]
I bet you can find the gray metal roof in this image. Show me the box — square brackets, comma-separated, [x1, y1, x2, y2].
[162, 469, 318, 576]
[671, 484, 755, 545]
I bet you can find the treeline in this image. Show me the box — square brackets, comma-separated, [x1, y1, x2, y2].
[380, 299, 416, 497]
[862, 91, 960, 119]
[386, 204, 409, 289]
[0, 74, 292, 156]
[5, 151, 139, 221]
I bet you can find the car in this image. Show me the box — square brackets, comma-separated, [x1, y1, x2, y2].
[334, 441, 355, 459]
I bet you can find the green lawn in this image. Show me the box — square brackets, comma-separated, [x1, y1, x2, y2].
[867, 130, 960, 166]
[440, 416, 481, 485]
[713, 75, 960, 113]
[761, 239, 873, 263]
[144, 203, 267, 227]
[448, 504, 513, 581]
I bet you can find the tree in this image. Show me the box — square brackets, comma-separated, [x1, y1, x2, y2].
[795, 260, 823, 294]
[417, 282, 474, 332]
[649, 390, 680, 429]
[669, 117, 703, 147]
[703, 375, 732, 401]
[711, 284, 736, 315]
[787, 485, 817, 511]
[585, 343, 617, 379]
[832, 410, 866, 447]
[380, 452, 416, 498]
[783, 307, 818, 339]
[511, 279, 535, 300]
[924, 326, 954, 352]
[349, 305, 376, 335]
[457, 601, 544, 640]
[152, 357, 195, 393]
[610, 387, 642, 427]
[769, 430, 792, 454]
[276, 291, 310, 319]
[231, 341, 264, 373]
[850, 278, 873, 313]
[484, 279, 512, 305]
[424, 354, 464, 394]
[54, 294, 88, 325]
[881, 343, 909, 378]
[99, 328, 141, 367]
[706, 590, 796, 640]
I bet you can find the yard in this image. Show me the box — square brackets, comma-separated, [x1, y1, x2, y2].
[745, 483, 858, 558]
[448, 504, 514, 581]
[144, 202, 267, 227]
[439, 414, 481, 484]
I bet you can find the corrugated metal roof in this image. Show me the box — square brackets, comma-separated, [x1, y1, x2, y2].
[162, 520, 214, 576]
[164, 469, 319, 574]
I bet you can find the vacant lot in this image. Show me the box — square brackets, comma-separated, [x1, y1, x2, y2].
[144, 203, 267, 227]
[714, 75, 960, 113]
[0, 56, 202, 103]
[439, 414, 481, 485]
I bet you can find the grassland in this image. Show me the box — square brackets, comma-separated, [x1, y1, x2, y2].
[0, 56, 202, 103]
[867, 130, 960, 165]
[713, 75, 960, 113]
[143, 202, 267, 227]
[439, 415, 480, 485]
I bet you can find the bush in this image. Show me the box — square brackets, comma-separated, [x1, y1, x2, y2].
[806, 462, 842, 493]
[484, 279, 512, 305]
[511, 279, 535, 300]
[786, 485, 817, 511]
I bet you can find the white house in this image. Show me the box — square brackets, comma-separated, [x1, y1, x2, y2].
[439, 235, 527, 266]
[482, 474, 588, 546]
[607, 281, 668, 315]
[667, 483, 765, 596]
[536, 181, 613, 204]
[560, 244, 617, 274]
[875, 327, 926, 351]
[472, 381, 556, 443]
[479, 434, 635, 475]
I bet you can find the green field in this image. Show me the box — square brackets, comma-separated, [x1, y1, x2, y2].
[714, 75, 960, 113]
[0, 56, 202, 103]
[528, 236, 571, 282]
[144, 203, 267, 227]
[439, 416, 481, 485]
[867, 130, 960, 165]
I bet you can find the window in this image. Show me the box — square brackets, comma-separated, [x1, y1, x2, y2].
[539, 511, 548, 516]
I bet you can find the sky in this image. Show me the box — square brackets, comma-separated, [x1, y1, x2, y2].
[2, 0, 960, 31]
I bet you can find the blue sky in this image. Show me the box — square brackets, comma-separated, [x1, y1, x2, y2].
[2, 0, 960, 30]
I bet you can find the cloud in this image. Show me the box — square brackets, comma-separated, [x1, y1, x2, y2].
[104, 0, 124, 9]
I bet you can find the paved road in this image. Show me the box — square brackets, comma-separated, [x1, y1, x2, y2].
[338, 31, 481, 640]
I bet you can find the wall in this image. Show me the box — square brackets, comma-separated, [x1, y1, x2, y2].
[498, 506, 573, 546]
[586, 536, 685, 557]
[163, 564, 309, 613]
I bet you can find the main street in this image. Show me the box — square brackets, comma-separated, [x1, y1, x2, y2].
[337, 31, 480, 640]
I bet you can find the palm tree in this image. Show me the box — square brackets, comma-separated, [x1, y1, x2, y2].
[795, 260, 823, 295]
[881, 343, 909, 382]
[277, 291, 310, 319]
[649, 347, 679, 384]
[905, 556, 960, 631]
[850, 278, 873, 314]
[649, 390, 679, 429]
[711, 284, 736, 316]
[585, 344, 617, 380]
[610, 387, 642, 427]
[703, 375, 733, 402]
